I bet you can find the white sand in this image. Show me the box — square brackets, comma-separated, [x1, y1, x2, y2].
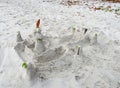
[0, 0, 120, 88]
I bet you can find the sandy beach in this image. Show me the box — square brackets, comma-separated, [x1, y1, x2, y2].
[0, 0, 120, 88]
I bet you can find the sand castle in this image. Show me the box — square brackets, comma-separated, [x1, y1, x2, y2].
[14, 19, 98, 79]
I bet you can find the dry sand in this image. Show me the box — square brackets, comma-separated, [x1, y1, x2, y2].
[0, 0, 120, 88]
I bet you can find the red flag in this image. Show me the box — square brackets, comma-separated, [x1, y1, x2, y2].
[36, 19, 40, 28]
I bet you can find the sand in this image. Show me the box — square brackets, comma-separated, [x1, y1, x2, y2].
[0, 0, 120, 88]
